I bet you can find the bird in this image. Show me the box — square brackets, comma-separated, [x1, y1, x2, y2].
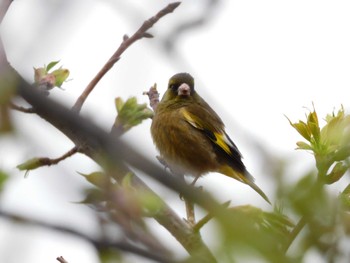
[150, 72, 270, 203]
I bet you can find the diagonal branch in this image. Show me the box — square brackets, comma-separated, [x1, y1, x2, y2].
[0, 53, 217, 261]
[17, 76, 218, 262]
[56, 256, 69, 263]
[72, 2, 181, 113]
[0, 2, 218, 260]
[0, 210, 173, 263]
[9, 102, 36, 113]
[16, 146, 80, 170]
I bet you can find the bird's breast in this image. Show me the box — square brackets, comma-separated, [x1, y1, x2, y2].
[151, 110, 218, 175]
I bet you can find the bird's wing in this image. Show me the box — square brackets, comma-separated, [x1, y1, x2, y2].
[181, 108, 244, 166]
[182, 107, 270, 204]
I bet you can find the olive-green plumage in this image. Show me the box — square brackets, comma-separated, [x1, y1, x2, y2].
[151, 73, 270, 203]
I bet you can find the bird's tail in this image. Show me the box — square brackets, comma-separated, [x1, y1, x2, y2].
[219, 165, 271, 204]
[245, 179, 271, 204]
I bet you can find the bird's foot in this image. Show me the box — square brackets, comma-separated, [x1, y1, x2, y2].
[156, 156, 169, 171]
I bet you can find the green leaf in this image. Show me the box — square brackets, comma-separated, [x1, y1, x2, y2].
[321, 108, 350, 150]
[294, 121, 311, 141]
[340, 184, 350, 211]
[46, 60, 60, 72]
[286, 115, 311, 141]
[114, 97, 153, 132]
[16, 158, 44, 171]
[296, 141, 313, 151]
[114, 97, 124, 112]
[307, 110, 319, 128]
[78, 171, 108, 188]
[51, 68, 70, 87]
[309, 121, 320, 144]
[137, 191, 163, 214]
[221, 205, 289, 261]
[289, 173, 329, 221]
[98, 248, 121, 263]
[0, 170, 9, 192]
[121, 172, 134, 188]
[326, 162, 348, 184]
[33, 61, 69, 89]
[76, 188, 106, 205]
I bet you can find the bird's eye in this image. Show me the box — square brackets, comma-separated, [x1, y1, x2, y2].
[169, 84, 177, 90]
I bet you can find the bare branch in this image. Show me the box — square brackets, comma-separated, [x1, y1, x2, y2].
[16, 75, 218, 262]
[43, 146, 79, 165]
[0, 210, 173, 263]
[72, 2, 181, 113]
[282, 216, 307, 253]
[0, 7, 217, 260]
[143, 83, 160, 112]
[185, 199, 196, 226]
[9, 102, 36, 113]
[193, 201, 231, 232]
[56, 256, 69, 263]
[17, 147, 80, 172]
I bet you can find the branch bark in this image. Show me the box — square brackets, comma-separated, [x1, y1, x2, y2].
[72, 2, 181, 113]
[0, 210, 173, 263]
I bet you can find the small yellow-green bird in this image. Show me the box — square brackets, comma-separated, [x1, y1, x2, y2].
[151, 73, 270, 203]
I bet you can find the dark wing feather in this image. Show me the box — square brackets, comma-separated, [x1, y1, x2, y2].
[181, 106, 247, 174]
[181, 101, 270, 203]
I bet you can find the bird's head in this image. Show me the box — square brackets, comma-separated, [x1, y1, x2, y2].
[162, 73, 195, 102]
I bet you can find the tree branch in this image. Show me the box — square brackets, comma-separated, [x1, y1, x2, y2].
[0, 64, 218, 261]
[17, 78, 218, 262]
[0, 210, 173, 263]
[0, 2, 219, 260]
[193, 201, 231, 233]
[9, 102, 36, 113]
[282, 215, 307, 253]
[56, 256, 69, 263]
[143, 83, 160, 112]
[72, 2, 181, 113]
[41, 146, 79, 165]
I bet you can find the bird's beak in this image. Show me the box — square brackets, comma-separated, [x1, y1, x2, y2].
[178, 83, 191, 96]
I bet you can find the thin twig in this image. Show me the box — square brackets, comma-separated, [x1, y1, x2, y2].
[193, 201, 231, 232]
[282, 215, 307, 253]
[9, 102, 36, 113]
[185, 198, 196, 226]
[56, 256, 69, 263]
[49, 146, 79, 164]
[38, 146, 79, 167]
[0, 210, 173, 263]
[0, 3, 217, 262]
[107, 190, 172, 256]
[17, 79, 218, 262]
[178, 174, 196, 226]
[143, 83, 160, 112]
[72, 2, 181, 113]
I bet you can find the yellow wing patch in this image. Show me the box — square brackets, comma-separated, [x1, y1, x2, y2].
[182, 109, 233, 156]
[182, 109, 201, 128]
[213, 132, 231, 155]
